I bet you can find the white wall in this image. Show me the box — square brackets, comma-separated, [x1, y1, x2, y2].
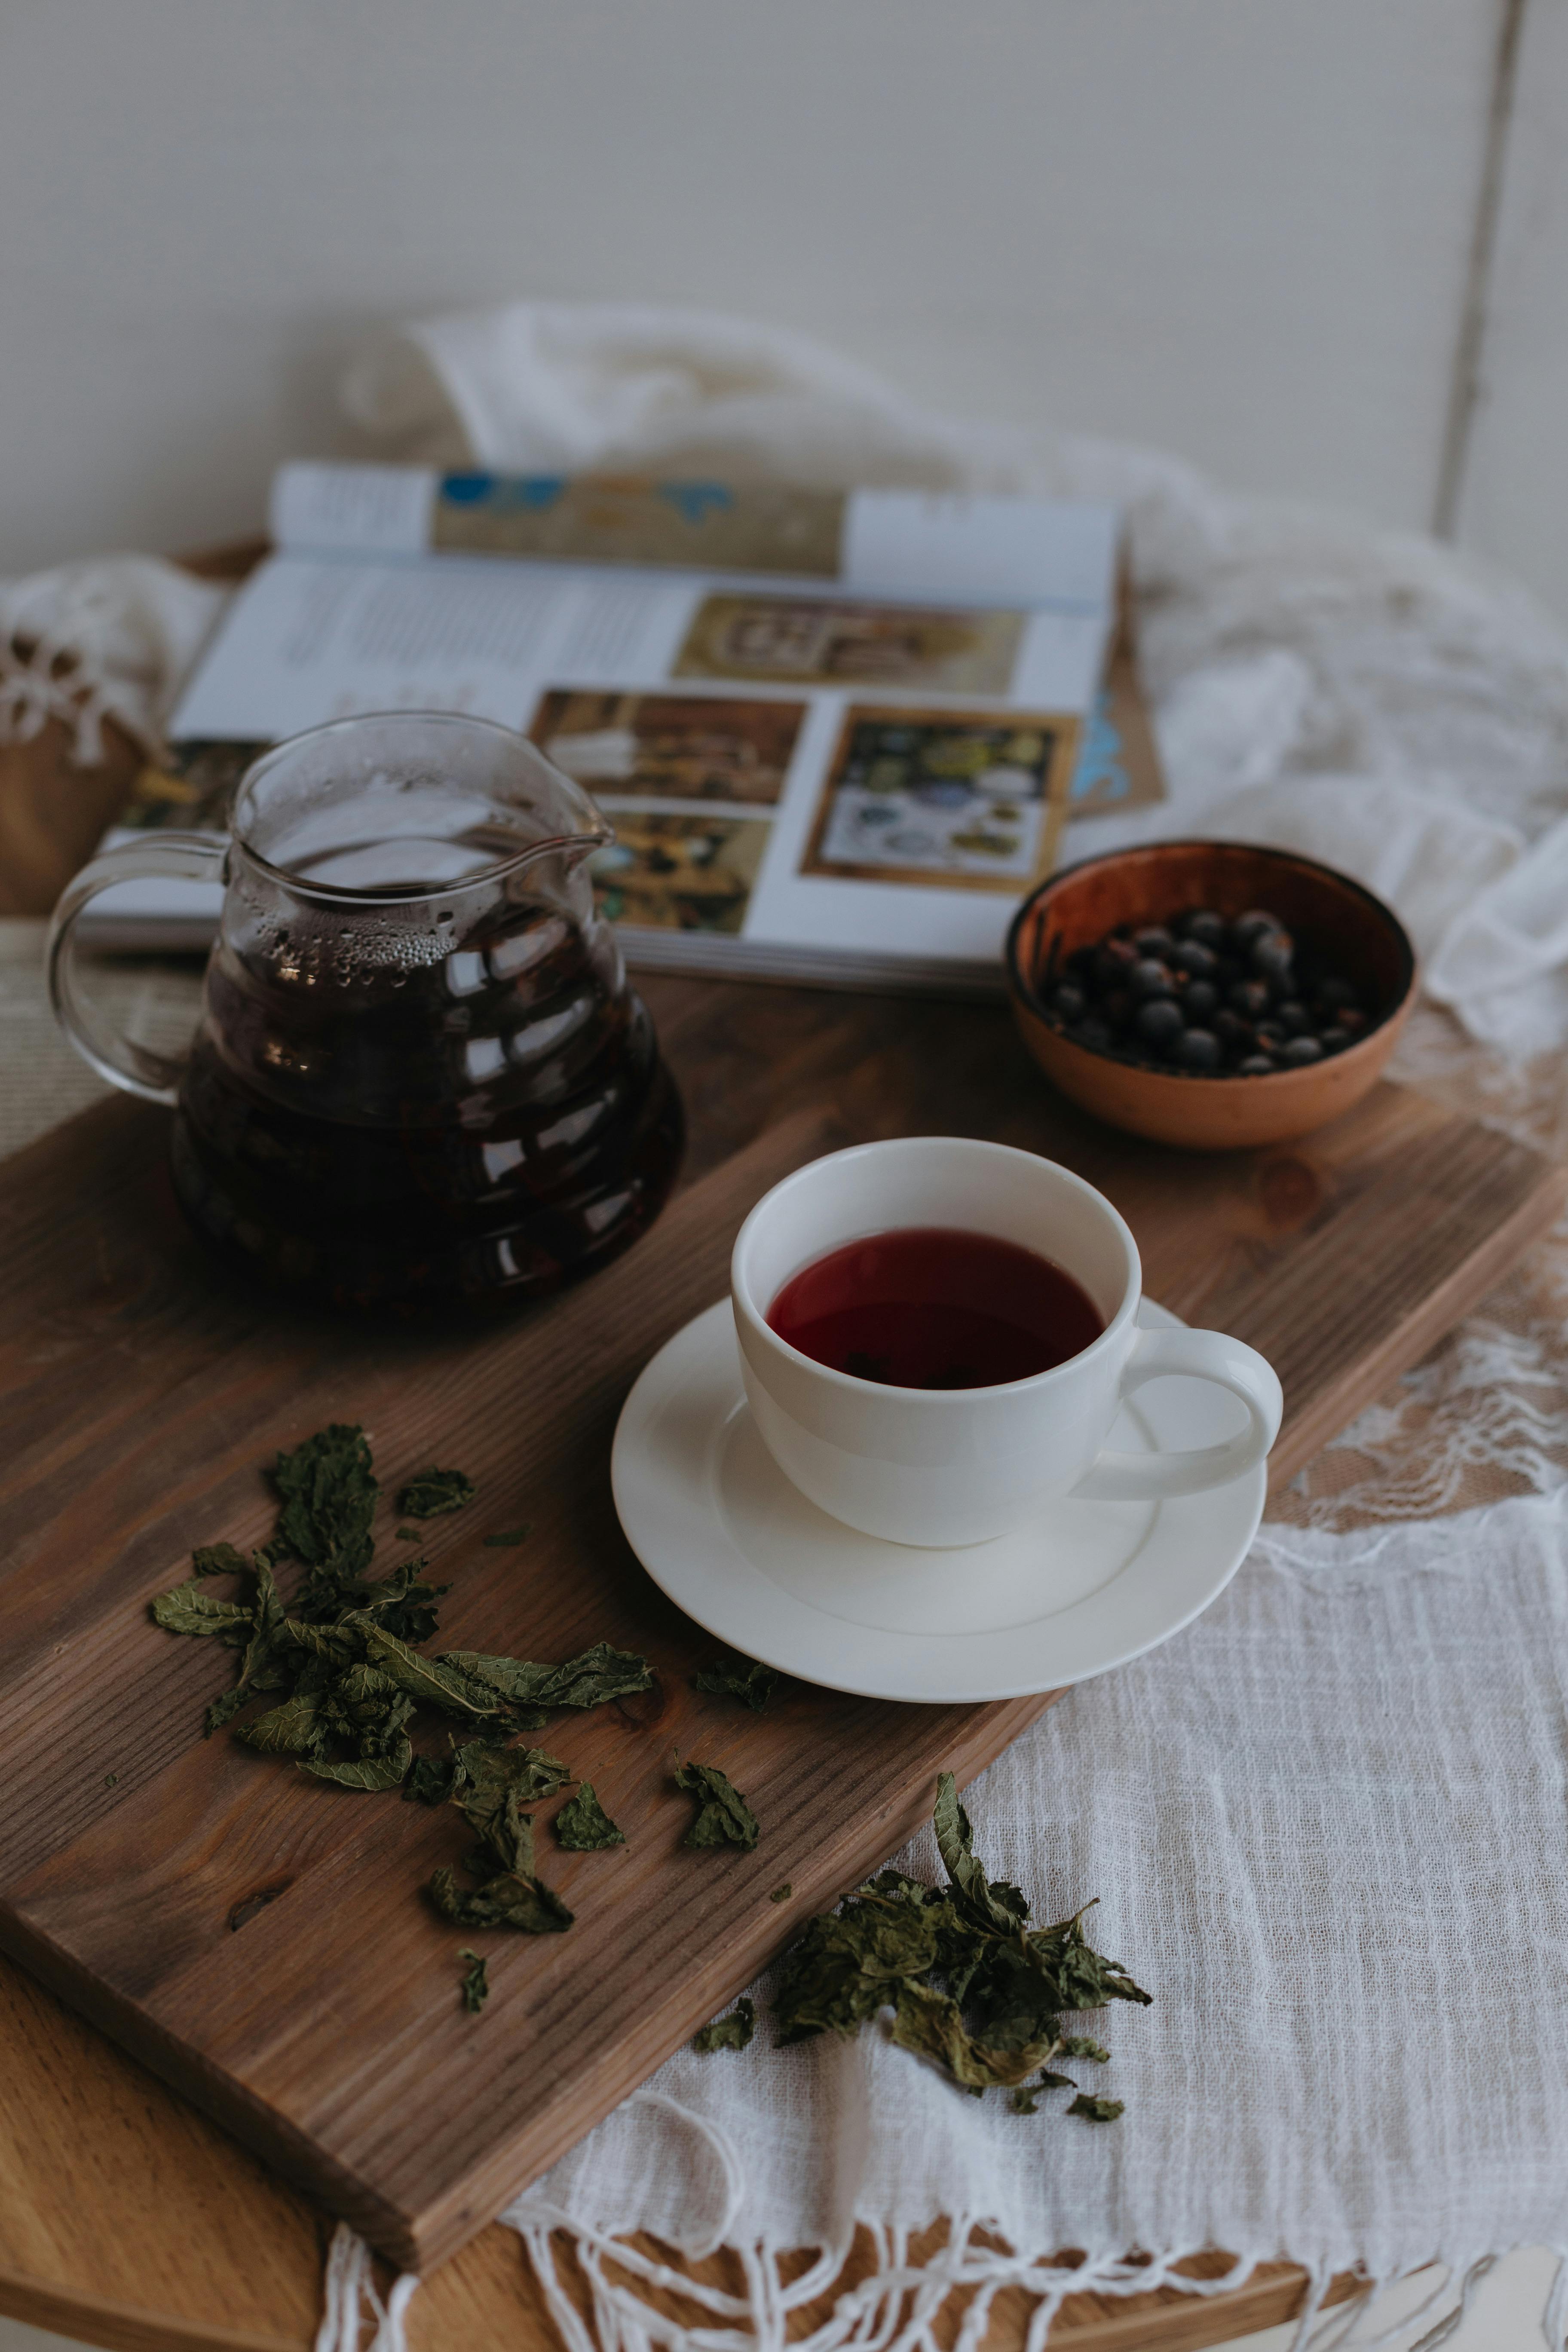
[0, 0, 1562, 621]
[1455, 0, 1568, 628]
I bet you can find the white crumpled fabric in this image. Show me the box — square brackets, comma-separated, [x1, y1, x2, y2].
[0, 555, 224, 764]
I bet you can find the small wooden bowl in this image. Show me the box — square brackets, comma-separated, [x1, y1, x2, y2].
[1007, 840, 1416, 1151]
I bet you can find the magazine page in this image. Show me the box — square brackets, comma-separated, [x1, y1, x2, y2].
[97, 474, 1162, 977]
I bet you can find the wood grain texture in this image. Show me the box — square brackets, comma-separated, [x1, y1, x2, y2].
[0, 961, 1557, 2340]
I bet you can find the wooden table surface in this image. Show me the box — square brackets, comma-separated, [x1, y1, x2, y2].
[0, 661, 1395, 2352]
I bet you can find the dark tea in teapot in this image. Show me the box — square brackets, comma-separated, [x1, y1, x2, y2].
[51, 713, 683, 1311]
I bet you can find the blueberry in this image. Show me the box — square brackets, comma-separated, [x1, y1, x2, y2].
[1172, 939, 1217, 978]
[1232, 910, 1280, 948]
[1254, 1020, 1286, 1047]
[1093, 937, 1139, 989]
[1181, 980, 1219, 1021]
[1051, 983, 1087, 1023]
[1174, 1027, 1221, 1072]
[1073, 1019, 1113, 1054]
[1129, 958, 1176, 1000]
[1251, 932, 1295, 987]
[1133, 925, 1176, 959]
[1229, 980, 1270, 1020]
[1276, 1000, 1312, 1036]
[1280, 1035, 1324, 1067]
[1214, 1008, 1252, 1046]
[1319, 1026, 1351, 1053]
[1181, 909, 1228, 950]
[1134, 998, 1185, 1052]
[1237, 1054, 1277, 1075]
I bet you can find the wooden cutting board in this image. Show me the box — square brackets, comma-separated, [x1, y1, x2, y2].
[0, 1072, 1561, 2278]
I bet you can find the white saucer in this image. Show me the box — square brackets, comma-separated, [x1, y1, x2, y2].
[611, 1297, 1265, 1704]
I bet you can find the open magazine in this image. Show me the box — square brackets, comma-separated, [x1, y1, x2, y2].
[97, 464, 1164, 990]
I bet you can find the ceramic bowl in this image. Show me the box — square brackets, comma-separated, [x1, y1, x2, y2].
[1006, 840, 1416, 1151]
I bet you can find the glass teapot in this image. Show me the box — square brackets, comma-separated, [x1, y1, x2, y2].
[48, 712, 684, 1312]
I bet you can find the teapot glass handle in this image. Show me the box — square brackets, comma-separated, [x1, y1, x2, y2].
[46, 833, 227, 1107]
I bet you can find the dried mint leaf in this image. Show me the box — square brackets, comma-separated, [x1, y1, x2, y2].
[352, 1619, 502, 1717]
[933, 1772, 1030, 1935]
[1068, 2095, 1124, 2122]
[1025, 1904, 1152, 2013]
[674, 1759, 759, 1850]
[1010, 2086, 1040, 2114]
[404, 1755, 458, 1806]
[555, 1783, 625, 1850]
[191, 1543, 249, 1579]
[429, 1864, 573, 1934]
[770, 1883, 792, 1904]
[771, 1773, 1146, 2112]
[204, 1688, 249, 1735]
[301, 1734, 412, 1792]
[271, 1423, 378, 1584]
[890, 1978, 1060, 2091]
[458, 1949, 489, 2013]
[150, 1580, 253, 1637]
[693, 1997, 755, 2053]
[483, 1527, 531, 1547]
[692, 1658, 778, 1712]
[1060, 2035, 1109, 2063]
[441, 1642, 652, 1718]
[237, 1690, 328, 1756]
[396, 1468, 476, 1520]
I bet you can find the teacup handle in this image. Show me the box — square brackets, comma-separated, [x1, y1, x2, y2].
[47, 833, 227, 1106]
[1069, 1326, 1283, 1502]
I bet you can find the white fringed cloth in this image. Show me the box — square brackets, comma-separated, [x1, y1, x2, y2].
[6, 303, 1568, 2352]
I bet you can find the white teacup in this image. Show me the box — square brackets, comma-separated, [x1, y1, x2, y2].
[731, 1136, 1282, 1548]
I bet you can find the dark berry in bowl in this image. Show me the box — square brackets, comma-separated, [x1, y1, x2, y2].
[1134, 998, 1185, 1053]
[1008, 841, 1416, 1147]
[1175, 1028, 1222, 1071]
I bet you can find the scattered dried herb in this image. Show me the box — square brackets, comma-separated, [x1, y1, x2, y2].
[693, 1658, 778, 1712]
[770, 1883, 792, 1903]
[396, 1526, 422, 1542]
[694, 1997, 755, 2053]
[303, 1742, 413, 1792]
[458, 1949, 489, 2014]
[555, 1784, 625, 1850]
[772, 1772, 1145, 2116]
[147, 1424, 655, 1954]
[1068, 2095, 1125, 2122]
[272, 1424, 378, 1592]
[675, 1759, 760, 1850]
[396, 1469, 477, 1520]
[484, 1527, 532, 1548]
[1060, 2035, 1109, 2063]
[404, 1755, 458, 1806]
[103, 1773, 118, 1788]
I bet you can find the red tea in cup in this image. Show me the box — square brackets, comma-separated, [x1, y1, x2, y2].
[767, 1226, 1103, 1390]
